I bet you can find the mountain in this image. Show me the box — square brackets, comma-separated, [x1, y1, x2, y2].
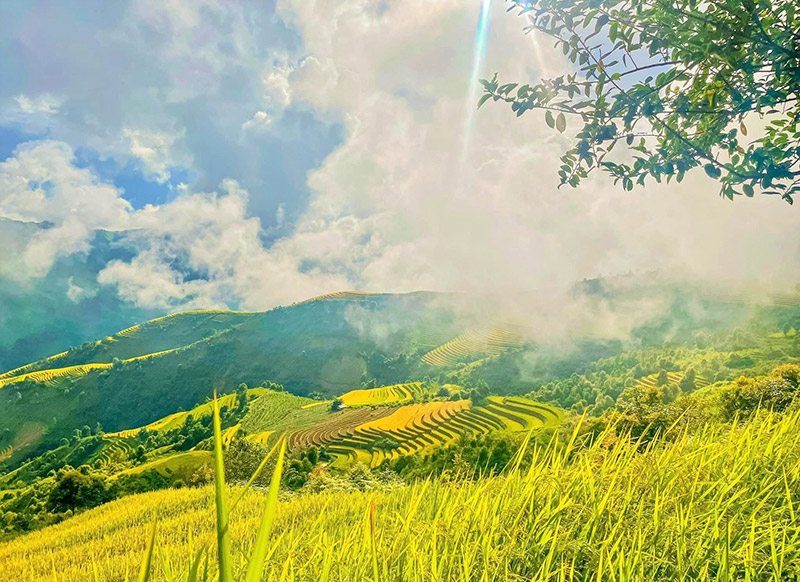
[0, 219, 161, 371]
[0, 291, 474, 462]
[3, 280, 800, 468]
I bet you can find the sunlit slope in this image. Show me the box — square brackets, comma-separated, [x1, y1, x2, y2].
[106, 389, 268, 438]
[6, 407, 796, 581]
[635, 371, 711, 390]
[0, 310, 256, 380]
[338, 382, 435, 407]
[0, 292, 456, 462]
[326, 396, 561, 467]
[422, 325, 525, 367]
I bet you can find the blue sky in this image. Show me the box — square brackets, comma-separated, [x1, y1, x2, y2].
[0, 0, 796, 313]
[0, 0, 343, 232]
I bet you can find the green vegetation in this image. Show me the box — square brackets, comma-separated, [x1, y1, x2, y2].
[482, 0, 800, 201]
[8, 371, 800, 580]
[5, 284, 800, 578]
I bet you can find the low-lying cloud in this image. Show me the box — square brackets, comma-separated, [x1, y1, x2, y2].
[0, 0, 798, 332]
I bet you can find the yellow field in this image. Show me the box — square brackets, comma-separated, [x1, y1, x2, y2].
[422, 325, 524, 367]
[245, 430, 274, 444]
[113, 451, 212, 479]
[300, 400, 331, 409]
[0, 363, 112, 389]
[325, 397, 561, 467]
[0, 350, 70, 380]
[108, 389, 266, 438]
[636, 371, 710, 390]
[4, 407, 800, 581]
[338, 383, 427, 407]
[222, 424, 241, 446]
[293, 291, 378, 305]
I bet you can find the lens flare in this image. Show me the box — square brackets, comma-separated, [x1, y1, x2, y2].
[459, 0, 494, 180]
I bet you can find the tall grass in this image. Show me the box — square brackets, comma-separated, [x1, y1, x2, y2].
[5, 408, 800, 581]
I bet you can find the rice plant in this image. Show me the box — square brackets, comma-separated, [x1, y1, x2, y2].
[7, 405, 800, 581]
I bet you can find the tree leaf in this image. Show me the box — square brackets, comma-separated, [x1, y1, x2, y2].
[704, 164, 722, 179]
[545, 111, 555, 128]
[477, 94, 492, 109]
[556, 112, 567, 133]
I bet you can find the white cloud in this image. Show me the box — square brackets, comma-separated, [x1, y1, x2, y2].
[1, 0, 798, 319]
[270, 0, 800, 298]
[0, 141, 132, 278]
[97, 180, 351, 310]
[123, 127, 188, 183]
[0, 93, 63, 133]
[241, 111, 274, 132]
[15, 94, 61, 115]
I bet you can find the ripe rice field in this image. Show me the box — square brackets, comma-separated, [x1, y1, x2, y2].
[338, 382, 428, 407]
[636, 371, 710, 390]
[222, 424, 241, 446]
[0, 349, 189, 390]
[113, 450, 212, 480]
[5, 408, 800, 581]
[108, 389, 267, 438]
[245, 430, 274, 444]
[325, 397, 561, 467]
[0, 363, 112, 389]
[422, 325, 524, 367]
[293, 291, 378, 305]
[286, 407, 396, 451]
[0, 350, 69, 380]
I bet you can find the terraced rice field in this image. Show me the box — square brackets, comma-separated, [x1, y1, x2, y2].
[0, 348, 186, 390]
[0, 363, 112, 389]
[93, 439, 135, 467]
[0, 350, 69, 380]
[422, 325, 524, 367]
[108, 390, 266, 438]
[293, 291, 378, 305]
[222, 424, 241, 446]
[636, 371, 710, 390]
[286, 407, 396, 451]
[113, 451, 212, 479]
[301, 401, 331, 409]
[323, 396, 560, 467]
[245, 430, 274, 444]
[338, 382, 427, 407]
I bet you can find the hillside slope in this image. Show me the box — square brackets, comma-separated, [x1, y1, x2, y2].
[0, 292, 471, 462]
[3, 405, 799, 582]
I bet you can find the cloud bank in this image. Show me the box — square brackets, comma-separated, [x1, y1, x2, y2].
[0, 0, 798, 317]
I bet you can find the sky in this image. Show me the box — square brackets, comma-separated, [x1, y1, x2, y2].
[0, 0, 798, 313]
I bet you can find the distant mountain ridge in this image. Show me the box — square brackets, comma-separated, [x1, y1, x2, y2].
[0, 218, 161, 371]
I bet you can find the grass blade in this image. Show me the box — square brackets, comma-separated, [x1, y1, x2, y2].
[244, 438, 287, 582]
[212, 392, 234, 582]
[137, 514, 158, 582]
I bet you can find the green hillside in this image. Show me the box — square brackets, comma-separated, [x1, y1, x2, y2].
[2, 284, 800, 466]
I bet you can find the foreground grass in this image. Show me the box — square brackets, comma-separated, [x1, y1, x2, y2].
[4, 409, 800, 581]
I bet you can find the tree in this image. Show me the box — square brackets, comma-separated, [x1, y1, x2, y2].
[47, 469, 112, 512]
[481, 0, 800, 202]
[236, 383, 248, 410]
[330, 397, 344, 411]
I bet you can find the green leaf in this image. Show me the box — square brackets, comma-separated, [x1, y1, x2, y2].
[477, 94, 492, 109]
[556, 112, 567, 133]
[545, 111, 555, 128]
[212, 394, 234, 582]
[704, 164, 722, 179]
[244, 439, 287, 582]
[137, 514, 158, 582]
[743, 183, 754, 197]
